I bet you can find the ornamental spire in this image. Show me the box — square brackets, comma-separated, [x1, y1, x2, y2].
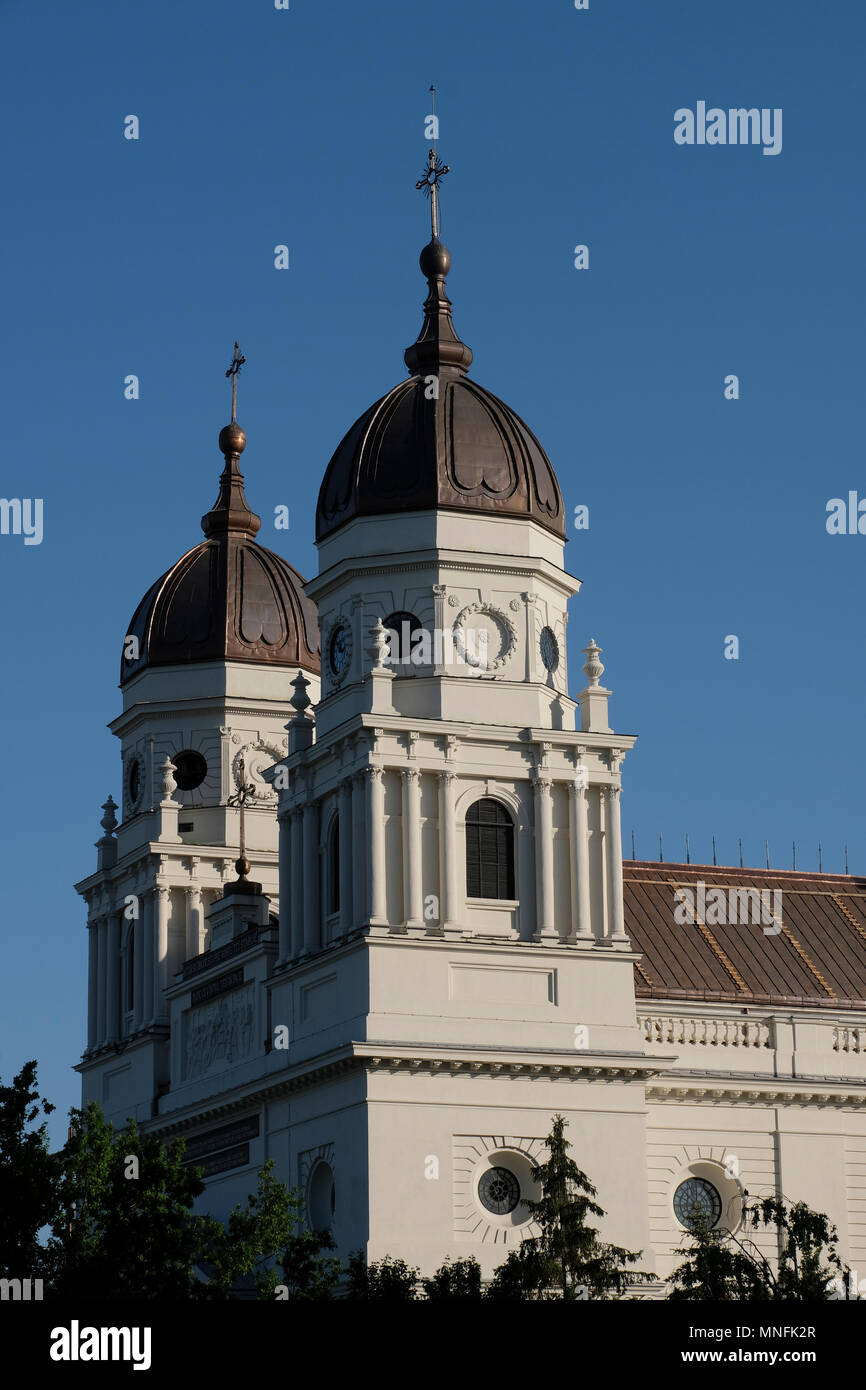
[404, 87, 473, 378]
[201, 341, 261, 540]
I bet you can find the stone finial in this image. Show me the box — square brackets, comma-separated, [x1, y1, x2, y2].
[160, 756, 177, 800]
[369, 618, 390, 669]
[290, 670, 312, 716]
[582, 639, 605, 688]
[99, 795, 118, 836]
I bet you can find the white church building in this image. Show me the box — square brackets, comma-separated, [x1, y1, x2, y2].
[76, 177, 866, 1287]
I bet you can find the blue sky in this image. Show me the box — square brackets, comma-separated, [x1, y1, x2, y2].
[2, 0, 864, 1138]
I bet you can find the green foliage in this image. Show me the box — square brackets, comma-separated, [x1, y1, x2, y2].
[0, 1061, 60, 1279]
[346, 1251, 419, 1300]
[50, 1103, 211, 1300]
[201, 1160, 340, 1299]
[487, 1115, 646, 1300]
[669, 1197, 851, 1301]
[276, 1219, 342, 1300]
[422, 1256, 483, 1300]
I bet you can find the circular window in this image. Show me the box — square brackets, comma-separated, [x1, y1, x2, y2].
[127, 757, 142, 808]
[540, 626, 560, 673]
[382, 611, 423, 668]
[172, 750, 208, 791]
[307, 1160, 336, 1230]
[478, 1166, 521, 1216]
[674, 1177, 723, 1231]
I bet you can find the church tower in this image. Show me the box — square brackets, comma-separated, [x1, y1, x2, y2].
[264, 146, 656, 1276]
[75, 350, 319, 1122]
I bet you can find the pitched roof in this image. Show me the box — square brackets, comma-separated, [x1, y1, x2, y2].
[624, 862, 866, 1009]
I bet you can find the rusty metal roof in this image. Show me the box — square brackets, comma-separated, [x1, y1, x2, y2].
[624, 861, 866, 1009]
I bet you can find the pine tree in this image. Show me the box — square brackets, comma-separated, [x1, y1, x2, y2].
[488, 1114, 646, 1300]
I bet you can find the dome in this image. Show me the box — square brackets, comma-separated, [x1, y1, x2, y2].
[121, 418, 319, 686]
[316, 236, 565, 543]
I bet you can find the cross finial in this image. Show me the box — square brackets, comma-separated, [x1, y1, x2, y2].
[416, 86, 449, 241]
[225, 341, 245, 423]
[227, 753, 256, 878]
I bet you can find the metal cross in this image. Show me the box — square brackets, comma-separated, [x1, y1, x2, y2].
[225, 341, 246, 423]
[227, 755, 256, 866]
[416, 86, 449, 240]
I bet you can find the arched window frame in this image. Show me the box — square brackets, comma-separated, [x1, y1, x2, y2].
[465, 797, 516, 901]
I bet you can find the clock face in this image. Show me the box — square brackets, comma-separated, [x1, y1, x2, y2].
[540, 625, 560, 673]
[328, 622, 351, 678]
[478, 1166, 521, 1216]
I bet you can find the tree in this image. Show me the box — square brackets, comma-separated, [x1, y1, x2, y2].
[669, 1196, 852, 1301]
[0, 1061, 60, 1280]
[487, 1115, 646, 1300]
[346, 1252, 419, 1299]
[49, 1103, 213, 1300]
[202, 1160, 341, 1299]
[422, 1257, 483, 1300]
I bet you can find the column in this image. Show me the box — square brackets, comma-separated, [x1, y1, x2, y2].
[533, 777, 556, 941]
[302, 800, 320, 954]
[366, 766, 386, 924]
[278, 812, 292, 965]
[96, 916, 107, 1046]
[156, 885, 170, 1022]
[402, 768, 422, 930]
[290, 810, 304, 959]
[185, 884, 202, 961]
[141, 889, 155, 1027]
[339, 780, 353, 934]
[438, 771, 458, 934]
[86, 919, 98, 1051]
[106, 910, 121, 1044]
[351, 774, 365, 928]
[569, 777, 593, 942]
[132, 896, 145, 1031]
[605, 784, 628, 943]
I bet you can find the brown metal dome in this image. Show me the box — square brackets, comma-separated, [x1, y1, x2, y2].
[121, 421, 319, 686]
[316, 236, 565, 543]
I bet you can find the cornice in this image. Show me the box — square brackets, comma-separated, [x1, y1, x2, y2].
[647, 1070, 866, 1108]
[148, 1043, 671, 1139]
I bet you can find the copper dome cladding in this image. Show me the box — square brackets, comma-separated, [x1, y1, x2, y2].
[121, 421, 319, 686]
[315, 235, 566, 543]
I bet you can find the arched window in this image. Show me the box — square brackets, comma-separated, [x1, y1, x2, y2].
[382, 611, 423, 671]
[327, 814, 340, 916]
[466, 798, 515, 900]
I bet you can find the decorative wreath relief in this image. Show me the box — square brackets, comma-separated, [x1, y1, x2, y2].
[453, 602, 517, 671]
[232, 742, 283, 802]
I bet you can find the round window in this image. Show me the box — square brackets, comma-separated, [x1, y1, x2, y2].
[478, 1166, 521, 1216]
[172, 750, 208, 791]
[673, 1176, 723, 1231]
[539, 626, 560, 673]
